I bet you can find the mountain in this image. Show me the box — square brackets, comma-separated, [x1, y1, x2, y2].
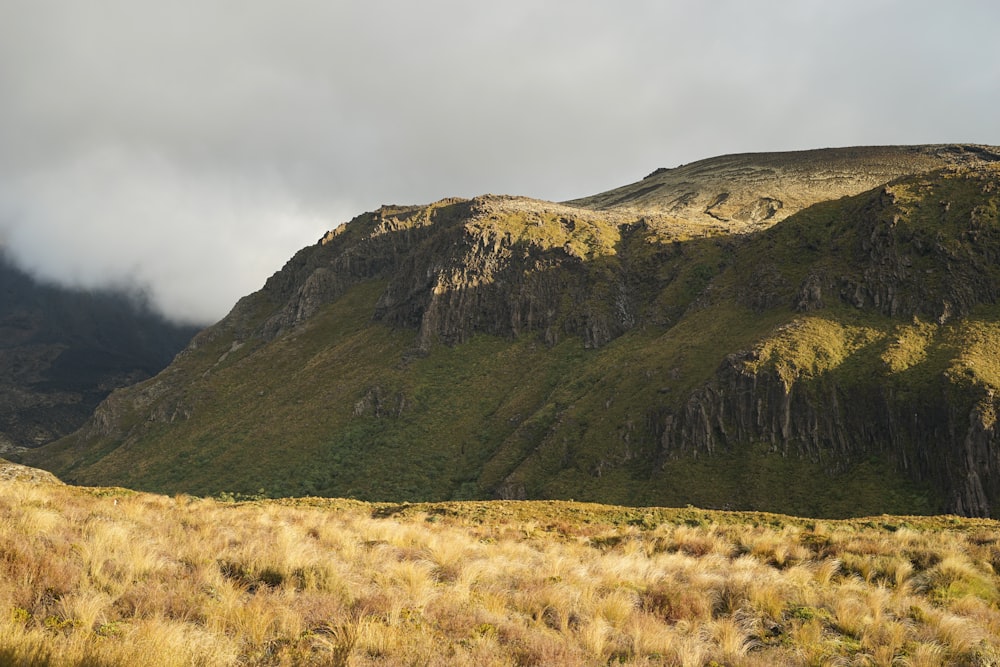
[0, 253, 198, 454]
[24, 144, 1000, 517]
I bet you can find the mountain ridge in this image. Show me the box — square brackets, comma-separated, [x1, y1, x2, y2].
[24, 144, 1000, 517]
[568, 143, 999, 222]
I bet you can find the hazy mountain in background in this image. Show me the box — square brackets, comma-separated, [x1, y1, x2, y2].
[26, 144, 1000, 518]
[0, 253, 198, 453]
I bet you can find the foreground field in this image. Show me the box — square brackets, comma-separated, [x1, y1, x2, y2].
[2, 479, 1000, 666]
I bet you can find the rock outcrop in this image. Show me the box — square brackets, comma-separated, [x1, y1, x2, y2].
[0, 458, 63, 484]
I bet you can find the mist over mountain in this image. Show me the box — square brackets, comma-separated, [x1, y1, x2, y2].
[0, 251, 197, 452]
[25, 144, 1000, 518]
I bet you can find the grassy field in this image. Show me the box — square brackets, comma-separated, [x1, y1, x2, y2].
[2, 476, 1000, 666]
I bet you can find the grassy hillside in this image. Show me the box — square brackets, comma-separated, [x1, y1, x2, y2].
[26, 153, 1000, 517]
[33, 277, 937, 516]
[2, 476, 999, 666]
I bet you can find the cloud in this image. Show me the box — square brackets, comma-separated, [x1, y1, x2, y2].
[1, 0, 998, 322]
[0, 145, 339, 323]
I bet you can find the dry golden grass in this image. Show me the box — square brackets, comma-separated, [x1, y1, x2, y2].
[2, 480, 1000, 666]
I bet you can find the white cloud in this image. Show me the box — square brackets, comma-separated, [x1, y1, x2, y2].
[0, 146, 341, 323]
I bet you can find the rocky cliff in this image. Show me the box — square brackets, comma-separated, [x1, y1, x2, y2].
[650, 163, 1000, 516]
[25, 145, 1000, 517]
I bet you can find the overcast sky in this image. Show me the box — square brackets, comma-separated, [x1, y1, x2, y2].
[1, 1, 998, 324]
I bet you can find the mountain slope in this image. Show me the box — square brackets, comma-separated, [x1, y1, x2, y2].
[26, 145, 1000, 517]
[0, 253, 198, 454]
[570, 144, 997, 225]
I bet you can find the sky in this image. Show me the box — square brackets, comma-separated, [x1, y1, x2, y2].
[1, 1, 998, 324]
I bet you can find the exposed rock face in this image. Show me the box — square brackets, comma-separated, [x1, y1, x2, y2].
[27, 144, 1000, 518]
[655, 351, 999, 517]
[371, 197, 637, 349]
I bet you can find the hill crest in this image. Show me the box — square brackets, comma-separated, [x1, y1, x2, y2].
[570, 143, 1000, 230]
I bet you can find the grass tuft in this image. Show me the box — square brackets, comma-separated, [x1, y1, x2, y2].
[0, 480, 999, 664]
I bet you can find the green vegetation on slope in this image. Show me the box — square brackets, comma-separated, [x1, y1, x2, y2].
[28, 160, 1000, 517]
[39, 286, 943, 516]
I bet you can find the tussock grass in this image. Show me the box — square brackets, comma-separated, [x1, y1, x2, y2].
[2, 481, 1000, 665]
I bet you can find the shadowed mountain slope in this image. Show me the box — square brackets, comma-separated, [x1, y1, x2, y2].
[0, 254, 198, 454]
[25, 145, 1000, 517]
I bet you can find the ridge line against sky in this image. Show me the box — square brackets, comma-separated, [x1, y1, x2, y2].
[1, 0, 998, 323]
